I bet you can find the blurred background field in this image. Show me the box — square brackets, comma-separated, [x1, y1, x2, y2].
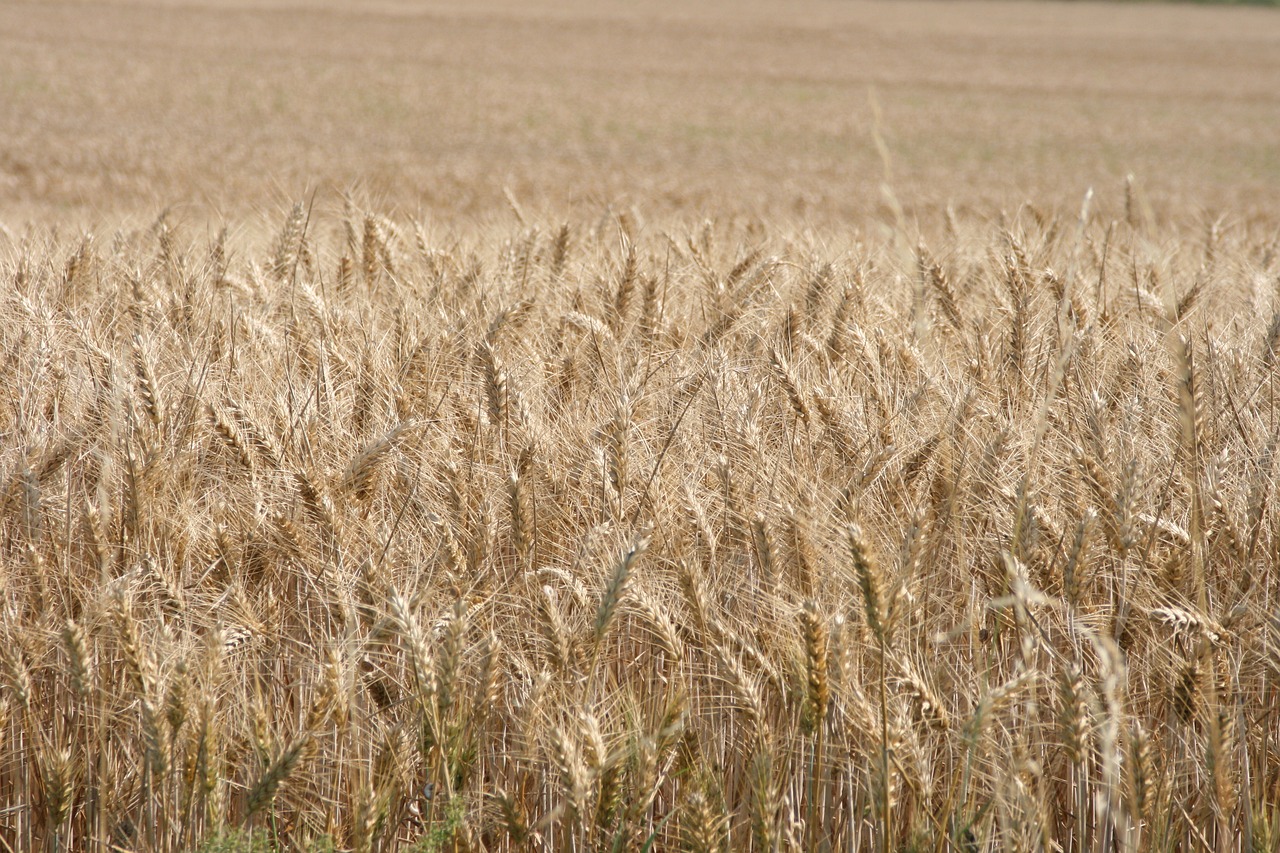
[2, 0, 1279, 230]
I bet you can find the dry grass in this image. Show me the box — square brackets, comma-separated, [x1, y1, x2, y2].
[4, 1, 1280, 851]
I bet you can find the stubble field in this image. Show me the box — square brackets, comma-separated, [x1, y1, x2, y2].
[3, 1, 1280, 851]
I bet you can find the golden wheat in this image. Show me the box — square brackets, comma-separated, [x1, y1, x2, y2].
[0, 199, 1277, 852]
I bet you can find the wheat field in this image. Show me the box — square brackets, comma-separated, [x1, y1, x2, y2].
[3, 1, 1280, 852]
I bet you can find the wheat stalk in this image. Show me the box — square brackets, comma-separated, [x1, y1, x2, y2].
[245, 734, 313, 819]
